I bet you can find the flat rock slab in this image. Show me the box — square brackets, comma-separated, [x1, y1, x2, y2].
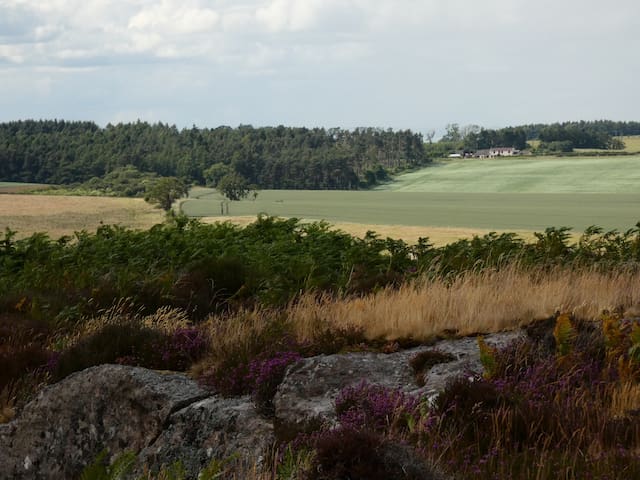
[274, 331, 522, 438]
[0, 365, 209, 480]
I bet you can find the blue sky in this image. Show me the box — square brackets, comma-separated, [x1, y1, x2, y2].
[1, 0, 638, 135]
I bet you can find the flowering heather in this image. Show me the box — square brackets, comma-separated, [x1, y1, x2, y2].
[160, 327, 209, 371]
[335, 380, 420, 432]
[245, 350, 302, 415]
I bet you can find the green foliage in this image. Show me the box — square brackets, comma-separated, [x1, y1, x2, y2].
[80, 450, 136, 480]
[0, 120, 429, 190]
[144, 177, 189, 211]
[203, 162, 232, 187]
[41, 165, 160, 197]
[478, 336, 498, 378]
[3, 218, 640, 326]
[216, 172, 250, 201]
[53, 323, 168, 380]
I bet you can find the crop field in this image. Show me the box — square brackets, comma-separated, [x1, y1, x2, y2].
[182, 187, 640, 234]
[621, 135, 640, 152]
[376, 155, 640, 193]
[183, 155, 640, 234]
[0, 194, 165, 238]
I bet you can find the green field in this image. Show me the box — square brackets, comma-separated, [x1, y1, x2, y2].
[182, 155, 640, 232]
[182, 188, 640, 232]
[375, 155, 640, 193]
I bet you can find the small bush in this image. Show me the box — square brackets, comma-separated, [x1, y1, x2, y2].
[53, 323, 168, 380]
[0, 313, 51, 389]
[159, 327, 209, 371]
[245, 350, 302, 416]
[302, 427, 443, 480]
[335, 381, 419, 433]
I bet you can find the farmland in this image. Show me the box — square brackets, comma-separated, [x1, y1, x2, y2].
[182, 154, 640, 233]
[0, 194, 164, 238]
[0, 182, 48, 193]
[376, 154, 640, 193]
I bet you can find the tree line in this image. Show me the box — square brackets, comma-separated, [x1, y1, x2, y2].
[0, 120, 429, 190]
[430, 120, 640, 155]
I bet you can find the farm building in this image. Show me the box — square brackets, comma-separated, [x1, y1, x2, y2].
[474, 147, 520, 158]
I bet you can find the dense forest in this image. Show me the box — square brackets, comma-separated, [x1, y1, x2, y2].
[0, 120, 428, 190]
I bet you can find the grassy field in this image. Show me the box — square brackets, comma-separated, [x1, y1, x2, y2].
[376, 155, 640, 193]
[3, 152, 640, 241]
[182, 186, 640, 233]
[0, 194, 165, 238]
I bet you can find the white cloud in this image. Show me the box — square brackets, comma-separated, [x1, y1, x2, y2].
[0, 0, 638, 128]
[128, 1, 220, 35]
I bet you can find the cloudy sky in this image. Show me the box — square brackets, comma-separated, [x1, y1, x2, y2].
[1, 0, 638, 134]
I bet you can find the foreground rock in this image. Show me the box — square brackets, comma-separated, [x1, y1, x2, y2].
[274, 331, 522, 438]
[137, 395, 273, 477]
[1, 331, 521, 478]
[0, 365, 271, 480]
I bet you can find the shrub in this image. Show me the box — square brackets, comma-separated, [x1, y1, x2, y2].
[0, 313, 51, 389]
[159, 327, 209, 371]
[302, 427, 444, 480]
[53, 323, 168, 380]
[335, 381, 419, 433]
[245, 350, 302, 416]
[170, 256, 247, 317]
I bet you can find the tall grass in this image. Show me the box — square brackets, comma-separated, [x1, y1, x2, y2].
[289, 266, 640, 341]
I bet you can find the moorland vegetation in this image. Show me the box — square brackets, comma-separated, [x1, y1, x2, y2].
[2, 216, 640, 478]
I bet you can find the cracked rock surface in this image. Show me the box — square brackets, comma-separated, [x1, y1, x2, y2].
[0, 365, 211, 479]
[273, 331, 522, 437]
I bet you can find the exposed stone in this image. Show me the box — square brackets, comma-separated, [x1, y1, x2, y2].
[273, 331, 522, 438]
[136, 395, 273, 478]
[1, 330, 523, 478]
[0, 365, 209, 480]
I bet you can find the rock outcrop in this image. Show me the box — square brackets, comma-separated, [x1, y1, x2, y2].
[0, 365, 271, 480]
[273, 331, 521, 437]
[0, 331, 521, 479]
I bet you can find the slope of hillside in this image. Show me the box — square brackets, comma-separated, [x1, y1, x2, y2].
[378, 155, 640, 193]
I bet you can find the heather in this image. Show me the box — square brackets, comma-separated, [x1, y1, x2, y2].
[276, 313, 640, 479]
[3, 217, 640, 478]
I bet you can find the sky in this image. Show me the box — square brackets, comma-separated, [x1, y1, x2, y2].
[0, 0, 639, 135]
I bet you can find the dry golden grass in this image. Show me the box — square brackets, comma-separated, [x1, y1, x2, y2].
[0, 194, 165, 239]
[288, 266, 640, 341]
[194, 266, 640, 373]
[200, 215, 537, 246]
[610, 382, 640, 419]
